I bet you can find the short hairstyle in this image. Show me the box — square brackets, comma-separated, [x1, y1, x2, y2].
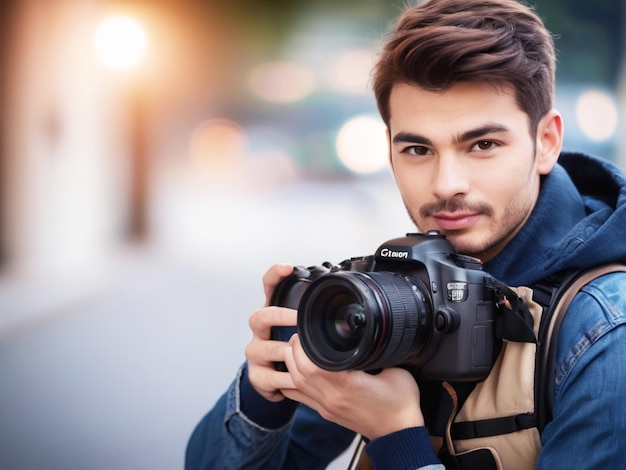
[372, 0, 556, 137]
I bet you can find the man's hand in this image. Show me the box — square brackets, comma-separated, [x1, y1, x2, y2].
[244, 264, 297, 402]
[281, 333, 425, 440]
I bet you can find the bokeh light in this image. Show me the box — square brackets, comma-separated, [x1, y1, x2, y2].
[336, 115, 388, 174]
[248, 61, 316, 103]
[575, 89, 619, 142]
[324, 48, 373, 95]
[189, 118, 247, 169]
[93, 16, 148, 70]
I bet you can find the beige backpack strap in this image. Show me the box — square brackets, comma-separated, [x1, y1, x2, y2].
[537, 262, 626, 429]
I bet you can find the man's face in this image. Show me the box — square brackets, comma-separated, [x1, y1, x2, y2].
[388, 81, 555, 262]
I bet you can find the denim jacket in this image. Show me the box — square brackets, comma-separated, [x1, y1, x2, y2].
[186, 365, 357, 469]
[186, 153, 626, 469]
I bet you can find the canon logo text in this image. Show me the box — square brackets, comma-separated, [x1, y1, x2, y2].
[380, 248, 409, 259]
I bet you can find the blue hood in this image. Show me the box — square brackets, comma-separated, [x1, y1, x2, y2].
[484, 151, 626, 286]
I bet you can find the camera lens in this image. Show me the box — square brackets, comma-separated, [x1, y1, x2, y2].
[297, 271, 433, 371]
[323, 292, 366, 351]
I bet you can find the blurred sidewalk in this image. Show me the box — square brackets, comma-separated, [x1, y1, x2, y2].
[0, 246, 256, 469]
[0, 181, 409, 469]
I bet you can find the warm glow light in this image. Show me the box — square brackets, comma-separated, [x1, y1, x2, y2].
[189, 119, 247, 168]
[248, 61, 316, 104]
[94, 16, 148, 70]
[336, 115, 388, 174]
[575, 89, 619, 142]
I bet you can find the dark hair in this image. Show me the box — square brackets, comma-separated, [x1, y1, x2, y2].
[372, 0, 556, 137]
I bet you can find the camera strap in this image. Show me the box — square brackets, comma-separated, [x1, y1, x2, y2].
[490, 278, 537, 343]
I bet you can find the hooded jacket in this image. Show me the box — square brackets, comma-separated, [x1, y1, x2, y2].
[185, 151, 626, 469]
[484, 152, 626, 285]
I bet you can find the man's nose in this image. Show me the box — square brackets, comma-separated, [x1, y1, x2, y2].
[431, 154, 470, 200]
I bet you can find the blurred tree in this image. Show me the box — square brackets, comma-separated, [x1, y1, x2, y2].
[535, 0, 624, 86]
[125, 0, 623, 101]
[202, 0, 624, 86]
[201, 0, 405, 59]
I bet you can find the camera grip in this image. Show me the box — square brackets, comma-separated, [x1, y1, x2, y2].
[269, 266, 316, 372]
[270, 326, 297, 372]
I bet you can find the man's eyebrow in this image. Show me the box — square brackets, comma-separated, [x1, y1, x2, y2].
[453, 125, 511, 144]
[392, 132, 432, 146]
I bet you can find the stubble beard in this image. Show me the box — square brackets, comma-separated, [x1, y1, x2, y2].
[404, 189, 535, 261]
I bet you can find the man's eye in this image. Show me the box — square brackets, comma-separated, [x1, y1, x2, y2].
[406, 146, 431, 156]
[473, 140, 497, 151]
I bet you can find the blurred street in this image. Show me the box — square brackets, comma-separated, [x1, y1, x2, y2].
[1, 249, 247, 470]
[0, 181, 410, 470]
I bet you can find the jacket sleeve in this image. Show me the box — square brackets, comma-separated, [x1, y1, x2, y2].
[185, 364, 356, 469]
[538, 281, 626, 468]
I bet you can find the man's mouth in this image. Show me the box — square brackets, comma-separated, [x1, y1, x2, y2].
[432, 212, 481, 231]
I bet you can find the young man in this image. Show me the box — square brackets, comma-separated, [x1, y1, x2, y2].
[186, 0, 626, 468]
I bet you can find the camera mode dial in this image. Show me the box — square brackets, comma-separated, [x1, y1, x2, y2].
[435, 308, 459, 333]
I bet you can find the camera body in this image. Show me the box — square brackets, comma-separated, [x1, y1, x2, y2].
[271, 231, 502, 382]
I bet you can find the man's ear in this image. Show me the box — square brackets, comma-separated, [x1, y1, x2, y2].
[536, 109, 563, 175]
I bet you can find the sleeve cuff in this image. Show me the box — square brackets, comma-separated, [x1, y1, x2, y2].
[366, 427, 441, 469]
[238, 363, 299, 430]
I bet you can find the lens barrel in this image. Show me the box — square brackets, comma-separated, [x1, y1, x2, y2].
[297, 271, 433, 371]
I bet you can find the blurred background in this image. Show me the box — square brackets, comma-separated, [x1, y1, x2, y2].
[0, 0, 624, 468]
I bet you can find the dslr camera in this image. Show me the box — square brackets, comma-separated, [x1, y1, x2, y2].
[271, 231, 533, 382]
